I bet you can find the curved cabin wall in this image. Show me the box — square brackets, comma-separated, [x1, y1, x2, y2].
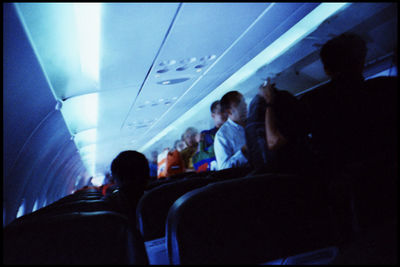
[3, 3, 87, 226]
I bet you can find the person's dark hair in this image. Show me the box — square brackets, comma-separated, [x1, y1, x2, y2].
[110, 150, 149, 189]
[320, 33, 367, 75]
[220, 91, 242, 113]
[210, 100, 220, 113]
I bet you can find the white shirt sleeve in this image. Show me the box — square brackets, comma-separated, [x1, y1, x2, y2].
[214, 130, 247, 170]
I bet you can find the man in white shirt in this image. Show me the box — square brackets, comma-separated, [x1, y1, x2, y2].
[214, 91, 248, 170]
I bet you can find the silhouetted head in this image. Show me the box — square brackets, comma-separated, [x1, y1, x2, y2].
[210, 100, 227, 128]
[220, 91, 247, 125]
[320, 33, 367, 78]
[111, 150, 149, 191]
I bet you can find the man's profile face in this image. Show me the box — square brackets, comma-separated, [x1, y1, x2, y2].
[211, 103, 227, 128]
[228, 95, 247, 124]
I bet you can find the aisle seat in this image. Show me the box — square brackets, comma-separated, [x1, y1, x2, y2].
[137, 177, 212, 264]
[4, 211, 149, 264]
[166, 173, 340, 264]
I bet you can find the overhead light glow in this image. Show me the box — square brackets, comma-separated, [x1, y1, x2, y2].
[80, 146, 96, 159]
[32, 199, 39, 212]
[60, 92, 99, 133]
[241, 3, 351, 76]
[74, 128, 97, 148]
[62, 93, 98, 176]
[73, 3, 101, 177]
[139, 3, 351, 152]
[91, 174, 105, 186]
[16, 200, 26, 218]
[79, 143, 96, 176]
[366, 66, 397, 79]
[74, 3, 101, 82]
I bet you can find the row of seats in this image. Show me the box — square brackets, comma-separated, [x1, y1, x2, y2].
[145, 165, 252, 191]
[166, 173, 340, 264]
[139, 166, 253, 242]
[5, 167, 259, 264]
[5, 162, 396, 264]
[138, 166, 254, 264]
[7, 189, 104, 226]
[137, 162, 397, 264]
[138, 171, 346, 264]
[4, 189, 149, 264]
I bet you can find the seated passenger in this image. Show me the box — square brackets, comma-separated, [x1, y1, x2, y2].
[214, 91, 249, 170]
[180, 127, 199, 172]
[103, 150, 149, 223]
[245, 78, 310, 174]
[192, 100, 228, 172]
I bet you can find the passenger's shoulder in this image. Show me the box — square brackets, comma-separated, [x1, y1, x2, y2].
[201, 127, 216, 135]
[364, 76, 397, 91]
[215, 123, 228, 137]
[249, 94, 265, 105]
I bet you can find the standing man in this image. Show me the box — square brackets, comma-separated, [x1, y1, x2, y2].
[214, 91, 248, 170]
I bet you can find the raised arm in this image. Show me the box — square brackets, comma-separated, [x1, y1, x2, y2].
[259, 78, 287, 151]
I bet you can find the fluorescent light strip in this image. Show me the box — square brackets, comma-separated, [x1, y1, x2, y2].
[74, 127, 97, 148]
[32, 199, 39, 212]
[243, 3, 350, 78]
[366, 66, 397, 79]
[68, 93, 98, 176]
[73, 3, 100, 175]
[74, 3, 101, 82]
[139, 3, 350, 152]
[16, 200, 26, 218]
[78, 142, 97, 176]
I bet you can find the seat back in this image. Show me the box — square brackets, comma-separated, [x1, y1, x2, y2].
[166, 173, 339, 264]
[54, 191, 103, 204]
[137, 177, 211, 242]
[4, 211, 148, 264]
[205, 165, 252, 181]
[9, 199, 113, 227]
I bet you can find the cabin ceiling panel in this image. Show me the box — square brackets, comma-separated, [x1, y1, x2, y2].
[99, 3, 180, 92]
[96, 87, 140, 143]
[14, 3, 84, 100]
[125, 3, 272, 125]
[366, 19, 397, 58]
